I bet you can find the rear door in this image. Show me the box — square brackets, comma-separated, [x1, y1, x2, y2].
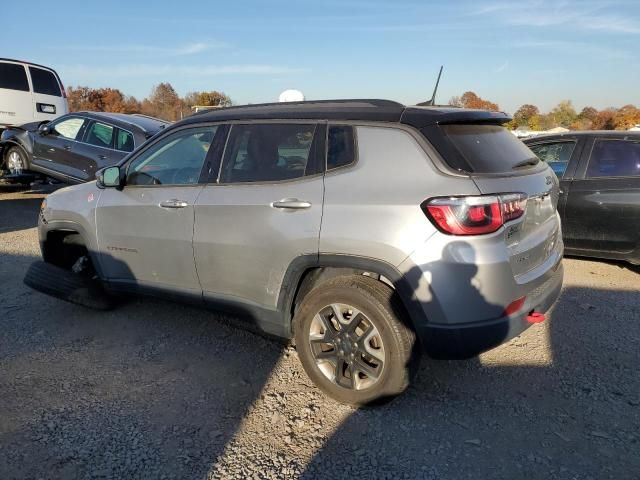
[27, 66, 67, 122]
[563, 136, 640, 253]
[31, 115, 89, 181]
[0, 61, 32, 126]
[193, 122, 325, 315]
[526, 136, 585, 226]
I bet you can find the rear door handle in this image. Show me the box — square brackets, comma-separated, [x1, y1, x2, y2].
[159, 199, 189, 209]
[47, 148, 56, 153]
[98, 154, 107, 160]
[63, 145, 72, 151]
[272, 199, 312, 209]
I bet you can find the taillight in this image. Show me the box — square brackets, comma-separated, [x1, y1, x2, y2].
[423, 193, 526, 235]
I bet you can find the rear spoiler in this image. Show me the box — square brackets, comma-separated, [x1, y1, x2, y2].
[401, 108, 511, 129]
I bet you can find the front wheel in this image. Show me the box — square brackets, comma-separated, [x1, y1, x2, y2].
[294, 275, 419, 405]
[4, 146, 28, 175]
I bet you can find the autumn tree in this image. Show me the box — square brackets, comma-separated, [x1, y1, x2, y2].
[512, 104, 540, 129]
[449, 91, 499, 111]
[67, 86, 140, 113]
[614, 104, 640, 130]
[591, 109, 617, 130]
[142, 83, 182, 121]
[181, 90, 232, 117]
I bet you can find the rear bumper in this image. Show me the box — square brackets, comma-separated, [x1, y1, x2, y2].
[421, 261, 563, 359]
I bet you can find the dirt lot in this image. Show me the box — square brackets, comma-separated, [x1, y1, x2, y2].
[0, 183, 639, 480]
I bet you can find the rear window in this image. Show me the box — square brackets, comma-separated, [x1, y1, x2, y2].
[429, 124, 538, 173]
[29, 67, 62, 97]
[327, 125, 356, 170]
[0, 62, 29, 91]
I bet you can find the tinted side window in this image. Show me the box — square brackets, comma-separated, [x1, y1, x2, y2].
[327, 126, 356, 170]
[52, 117, 86, 140]
[127, 126, 217, 186]
[0, 63, 29, 91]
[29, 67, 62, 97]
[220, 124, 316, 183]
[85, 122, 114, 149]
[528, 141, 576, 178]
[587, 139, 640, 178]
[116, 129, 135, 152]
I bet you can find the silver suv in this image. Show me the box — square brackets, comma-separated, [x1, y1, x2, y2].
[27, 100, 564, 404]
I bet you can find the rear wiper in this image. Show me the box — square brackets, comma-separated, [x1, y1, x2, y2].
[512, 157, 540, 169]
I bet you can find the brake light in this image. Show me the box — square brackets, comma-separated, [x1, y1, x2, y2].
[423, 193, 526, 235]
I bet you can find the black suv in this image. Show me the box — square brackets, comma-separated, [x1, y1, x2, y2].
[0, 112, 168, 184]
[525, 131, 640, 265]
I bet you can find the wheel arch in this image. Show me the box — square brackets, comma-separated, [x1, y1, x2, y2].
[40, 222, 104, 278]
[278, 254, 429, 339]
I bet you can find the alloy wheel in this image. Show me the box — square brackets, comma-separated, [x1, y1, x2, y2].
[308, 303, 385, 390]
[7, 150, 24, 175]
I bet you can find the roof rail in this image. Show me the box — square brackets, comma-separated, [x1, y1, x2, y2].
[190, 98, 404, 116]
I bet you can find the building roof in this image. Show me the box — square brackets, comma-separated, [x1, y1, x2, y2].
[180, 99, 511, 128]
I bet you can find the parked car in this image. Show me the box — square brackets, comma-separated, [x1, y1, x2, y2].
[24, 99, 564, 404]
[0, 112, 168, 184]
[0, 59, 68, 131]
[524, 131, 640, 265]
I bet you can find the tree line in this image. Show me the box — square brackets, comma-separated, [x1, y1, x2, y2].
[449, 91, 640, 131]
[66, 83, 232, 122]
[67, 83, 639, 130]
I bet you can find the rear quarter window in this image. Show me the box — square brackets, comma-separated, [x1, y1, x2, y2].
[0, 63, 29, 91]
[29, 67, 62, 97]
[327, 125, 356, 170]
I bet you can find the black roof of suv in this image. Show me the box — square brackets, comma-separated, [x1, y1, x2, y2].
[185, 99, 511, 128]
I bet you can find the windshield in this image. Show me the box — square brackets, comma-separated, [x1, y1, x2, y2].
[440, 124, 538, 174]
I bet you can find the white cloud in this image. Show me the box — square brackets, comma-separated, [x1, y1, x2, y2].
[513, 39, 633, 59]
[475, 1, 640, 34]
[59, 64, 308, 78]
[495, 60, 509, 72]
[57, 41, 229, 56]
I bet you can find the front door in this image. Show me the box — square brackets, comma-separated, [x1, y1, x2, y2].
[563, 137, 640, 253]
[32, 115, 89, 180]
[193, 122, 325, 315]
[96, 125, 221, 296]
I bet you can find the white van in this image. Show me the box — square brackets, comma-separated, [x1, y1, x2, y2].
[0, 59, 68, 130]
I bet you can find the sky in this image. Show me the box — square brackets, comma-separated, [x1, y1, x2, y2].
[3, 0, 639, 114]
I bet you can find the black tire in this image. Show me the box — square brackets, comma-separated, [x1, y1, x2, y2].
[294, 275, 419, 405]
[2, 146, 31, 186]
[24, 260, 115, 310]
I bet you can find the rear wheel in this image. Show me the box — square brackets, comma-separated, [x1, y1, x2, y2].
[294, 275, 419, 405]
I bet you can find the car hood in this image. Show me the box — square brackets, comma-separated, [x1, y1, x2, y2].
[13, 121, 46, 132]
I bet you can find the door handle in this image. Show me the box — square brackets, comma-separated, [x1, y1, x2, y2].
[47, 148, 55, 153]
[159, 199, 189, 209]
[98, 154, 107, 160]
[63, 145, 72, 151]
[272, 198, 312, 209]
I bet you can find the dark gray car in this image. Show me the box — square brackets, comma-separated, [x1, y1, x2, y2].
[0, 112, 168, 184]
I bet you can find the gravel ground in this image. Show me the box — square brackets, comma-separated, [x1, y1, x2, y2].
[0, 183, 639, 480]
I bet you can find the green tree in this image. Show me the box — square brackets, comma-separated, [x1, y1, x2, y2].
[549, 100, 577, 128]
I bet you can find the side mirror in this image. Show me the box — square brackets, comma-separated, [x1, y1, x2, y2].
[97, 166, 123, 189]
[38, 123, 51, 136]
